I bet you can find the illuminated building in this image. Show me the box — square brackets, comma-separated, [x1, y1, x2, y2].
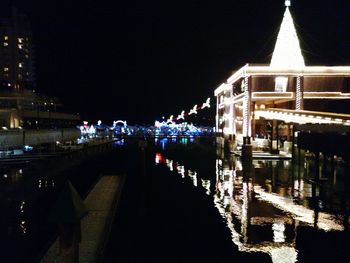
[0, 9, 79, 129]
[0, 89, 80, 128]
[214, 1, 350, 153]
[0, 8, 35, 91]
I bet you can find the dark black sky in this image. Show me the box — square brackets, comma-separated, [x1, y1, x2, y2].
[1, 0, 350, 124]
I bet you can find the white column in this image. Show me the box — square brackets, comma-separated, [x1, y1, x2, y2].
[242, 75, 251, 139]
[295, 76, 303, 111]
[216, 95, 219, 132]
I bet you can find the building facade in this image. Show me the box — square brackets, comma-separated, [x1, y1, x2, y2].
[0, 8, 35, 92]
[0, 9, 80, 129]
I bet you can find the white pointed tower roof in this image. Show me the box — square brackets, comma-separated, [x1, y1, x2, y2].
[270, 1, 305, 68]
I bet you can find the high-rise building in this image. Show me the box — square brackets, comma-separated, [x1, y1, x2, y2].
[0, 8, 35, 91]
[0, 8, 80, 129]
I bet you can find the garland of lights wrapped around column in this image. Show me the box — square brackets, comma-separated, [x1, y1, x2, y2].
[242, 73, 250, 138]
[296, 75, 302, 111]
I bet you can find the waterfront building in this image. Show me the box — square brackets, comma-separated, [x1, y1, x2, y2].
[214, 1, 350, 154]
[0, 8, 79, 129]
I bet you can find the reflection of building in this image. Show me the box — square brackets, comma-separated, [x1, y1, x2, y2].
[214, 156, 348, 263]
[214, 2, 350, 153]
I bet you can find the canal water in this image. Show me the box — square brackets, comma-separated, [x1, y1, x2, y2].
[0, 143, 126, 263]
[104, 137, 350, 263]
[1, 138, 350, 262]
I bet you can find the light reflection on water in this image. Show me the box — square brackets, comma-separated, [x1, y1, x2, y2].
[0, 165, 59, 243]
[155, 148, 350, 263]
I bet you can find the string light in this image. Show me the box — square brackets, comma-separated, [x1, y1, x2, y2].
[189, 105, 198, 115]
[201, 97, 211, 109]
[158, 97, 212, 122]
[177, 110, 185, 120]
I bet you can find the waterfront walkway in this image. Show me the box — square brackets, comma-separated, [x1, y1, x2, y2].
[41, 175, 125, 263]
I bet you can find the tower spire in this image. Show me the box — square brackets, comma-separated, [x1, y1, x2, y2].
[270, 2, 305, 68]
[285, 0, 291, 7]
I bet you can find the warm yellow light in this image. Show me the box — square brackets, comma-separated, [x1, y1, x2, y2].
[4, 36, 8, 40]
[3, 42, 8, 47]
[275, 76, 288, 92]
[18, 63, 23, 68]
[18, 38, 23, 43]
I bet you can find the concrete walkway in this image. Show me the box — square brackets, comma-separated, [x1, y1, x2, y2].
[41, 175, 125, 263]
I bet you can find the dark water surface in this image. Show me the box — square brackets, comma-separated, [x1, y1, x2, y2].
[2, 138, 350, 262]
[104, 138, 350, 263]
[0, 143, 126, 263]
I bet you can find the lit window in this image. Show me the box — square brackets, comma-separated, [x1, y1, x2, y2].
[275, 77, 288, 92]
[18, 44, 23, 49]
[18, 38, 23, 43]
[7, 83, 11, 87]
[4, 36, 8, 40]
[25, 54, 29, 59]
[18, 63, 23, 68]
[3, 67, 9, 72]
[3, 42, 8, 47]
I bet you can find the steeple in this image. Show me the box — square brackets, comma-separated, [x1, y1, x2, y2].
[270, 1, 305, 68]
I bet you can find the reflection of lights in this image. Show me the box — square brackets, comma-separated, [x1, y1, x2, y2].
[254, 185, 343, 231]
[270, 247, 297, 263]
[214, 164, 298, 263]
[188, 170, 197, 186]
[218, 159, 223, 166]
[241, 182, 248, 242]
[155, 153, 164, 164]
[20, 220, 27, 234]
[272, 222, 286, 243]
[177, 165, 185, 178]
[201, 179, 211, 195]
[166, 159, 173, 171]
[20, 201, 25, 213]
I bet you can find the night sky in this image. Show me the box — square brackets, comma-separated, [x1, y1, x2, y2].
[1, 0, 350, 124]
